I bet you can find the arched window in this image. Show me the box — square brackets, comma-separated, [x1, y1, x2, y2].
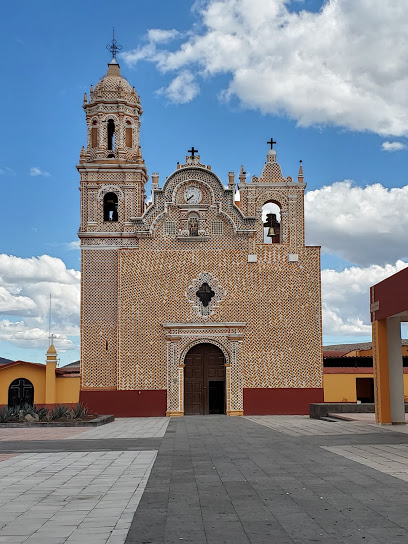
[104, 192, 118, 222]
[262, 202, 281, 244]
[91, 119, 98, 148]
[188, 213, 199, 236]
[107, 119, 115, 151]
[125, 121, 132, 147]
[8, 378, 34, 409]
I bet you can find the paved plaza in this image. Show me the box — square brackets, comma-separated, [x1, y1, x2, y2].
[1, 417, 408, 542]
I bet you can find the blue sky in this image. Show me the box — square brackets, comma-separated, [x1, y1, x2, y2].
[1, 0, 408, 365]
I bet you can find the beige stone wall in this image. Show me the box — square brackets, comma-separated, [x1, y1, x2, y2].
[81, 249, 118, 389]
[117, 243, 322, 392]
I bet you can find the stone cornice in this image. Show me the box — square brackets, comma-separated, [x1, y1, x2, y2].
[162, 322, 246, 329]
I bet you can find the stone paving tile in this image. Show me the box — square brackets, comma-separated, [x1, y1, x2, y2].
[65, 417, 169, 440]
[323, 443, 408, 482]
[0, 428, 87, 441]
[5, 415, 408, 543]
[0, 453, 18, 462]
[244, 415, 391, 436]
[0, 450, 157, 543]
[126, 415, 408, 544]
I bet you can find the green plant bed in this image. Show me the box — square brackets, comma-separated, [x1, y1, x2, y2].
[0, 403, 103, 424]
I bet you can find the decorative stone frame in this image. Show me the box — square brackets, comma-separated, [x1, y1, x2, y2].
[186, 272, 226, 319]
[163, 322, 246, 417]
[96, 185, 125, 226]
[97, 185, 125, 201]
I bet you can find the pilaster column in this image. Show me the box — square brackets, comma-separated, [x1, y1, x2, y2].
[227, 335, 244, 416]
[165, 335, 183, 417]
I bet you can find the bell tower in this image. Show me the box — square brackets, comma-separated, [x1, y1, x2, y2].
[78, 39, 147, 391]
[78, 45, 148, 238]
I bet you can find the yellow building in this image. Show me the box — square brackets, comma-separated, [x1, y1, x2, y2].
[78, 50, 323, 417]
[323, 341, 408, 404]
[0, 342, 80, 409]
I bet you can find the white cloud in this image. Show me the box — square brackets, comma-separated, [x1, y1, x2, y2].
[0, 166, 15, 176]
[382, 141, 406, 152]
[157, 70, 199, 104]
[29, 167, 50, 177]
[122, 0, 408, 136]
[0, 255, 80, 350]
[0, 320, 76, 351]
[321, 260, 408, 337]
[147, 29, 179, 44]
[121, 28, 179, 67]
[66, 241, 80, 251]
[305, 181, 408, 266]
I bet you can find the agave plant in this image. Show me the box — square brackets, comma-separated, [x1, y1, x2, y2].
[0, 406, 17, 423]
[72, 402, 89, 419]
[50, 404, 70, 420]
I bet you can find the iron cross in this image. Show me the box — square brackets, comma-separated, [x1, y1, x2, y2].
[188, 146, 198, 158]
[267, 138, 277, 150]
[106, 28, 122, 60]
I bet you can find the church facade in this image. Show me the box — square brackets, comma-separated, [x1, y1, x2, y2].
[78, 56, 323, 417]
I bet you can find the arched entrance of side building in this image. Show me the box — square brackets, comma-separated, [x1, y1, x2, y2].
[8, 378, 34, 409]
[184, 343, 226, 415]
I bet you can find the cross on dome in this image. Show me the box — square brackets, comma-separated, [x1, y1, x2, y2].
[267, 138, 277, 150]
[188, 146, 198, 158]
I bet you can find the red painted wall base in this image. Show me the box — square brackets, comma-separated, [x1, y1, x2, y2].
[243, 388, 324, 415]
[79, 388, 323, 417]
[79, 390, 167, 417]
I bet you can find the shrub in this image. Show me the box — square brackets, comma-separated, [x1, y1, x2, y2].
[50, 404, 70, 420]
[0, 406, 17, 423]
[72, 402, 89, 419]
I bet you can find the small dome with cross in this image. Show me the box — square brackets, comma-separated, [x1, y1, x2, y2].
[267, 148, 277, 162]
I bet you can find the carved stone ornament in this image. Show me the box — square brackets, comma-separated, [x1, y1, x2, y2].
[186, 272, 226, 319]
[97, 184, 124, 201]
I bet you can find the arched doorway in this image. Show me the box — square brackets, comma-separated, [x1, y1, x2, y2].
[8, 378, 34, 409]
[184, 344, 226, 415]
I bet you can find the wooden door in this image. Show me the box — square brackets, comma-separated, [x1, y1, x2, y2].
[184, 344, 225, 415]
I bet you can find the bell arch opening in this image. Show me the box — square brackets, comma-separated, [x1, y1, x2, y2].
[262, 201, 281, 244]
[184, 343, 226, 415]
[107, 119, 115, 155]
[8, 378, 34, 410]
[103, 192, 118, 222]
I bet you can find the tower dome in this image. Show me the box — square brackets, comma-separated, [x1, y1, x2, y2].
[91, 61, 136, 104]
[81, 55, 143, 163]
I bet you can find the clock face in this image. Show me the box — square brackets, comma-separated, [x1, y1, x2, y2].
[184, 186, 202, 204]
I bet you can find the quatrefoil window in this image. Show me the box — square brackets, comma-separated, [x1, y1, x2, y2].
[196, 283, 215, 307]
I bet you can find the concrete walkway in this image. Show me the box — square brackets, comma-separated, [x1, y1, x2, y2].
[2, 416, 408, 543]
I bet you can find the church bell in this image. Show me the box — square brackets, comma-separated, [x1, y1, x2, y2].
[267, 227, 275, 237]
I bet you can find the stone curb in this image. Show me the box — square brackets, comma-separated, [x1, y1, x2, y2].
[0, 414, 115, 428]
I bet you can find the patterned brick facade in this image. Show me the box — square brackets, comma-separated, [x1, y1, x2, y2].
[78, 58, 323, 416]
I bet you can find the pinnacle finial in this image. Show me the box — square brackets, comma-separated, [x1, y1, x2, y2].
[106, 28, 122, 61]
[298, 159, 304, 182]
